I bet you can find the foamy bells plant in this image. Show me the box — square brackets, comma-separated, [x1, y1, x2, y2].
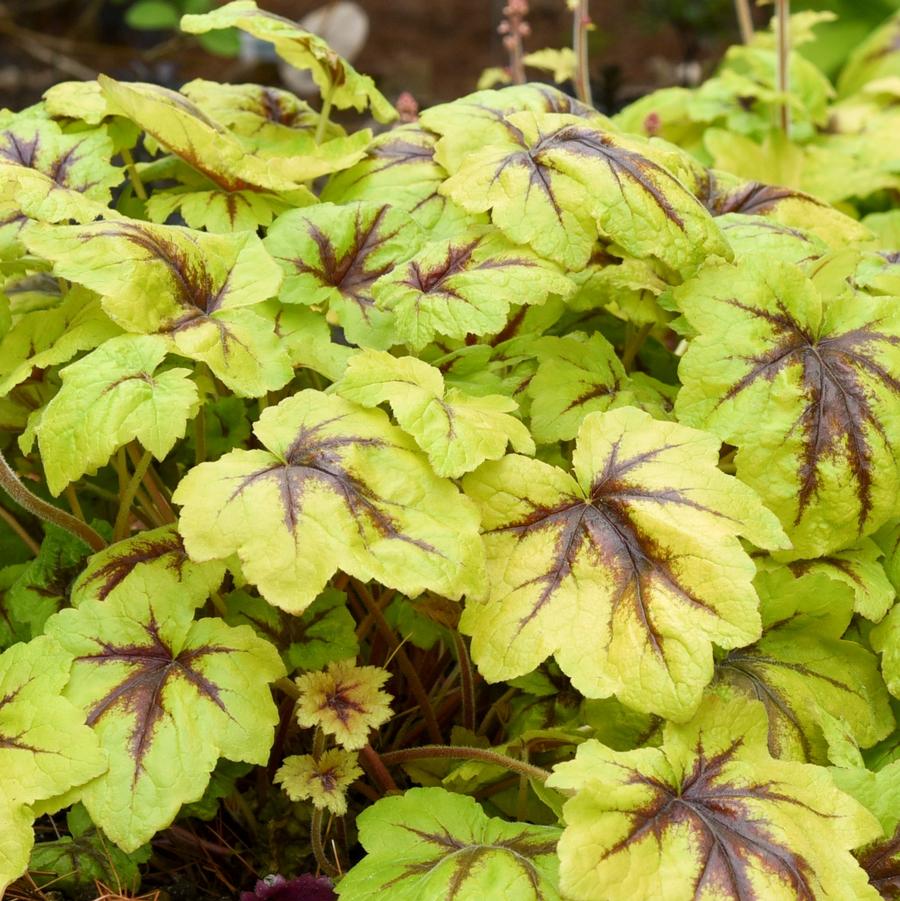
[0, 2, 898, 898]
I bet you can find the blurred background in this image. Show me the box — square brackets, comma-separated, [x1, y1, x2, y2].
[1, 0, 899, 114]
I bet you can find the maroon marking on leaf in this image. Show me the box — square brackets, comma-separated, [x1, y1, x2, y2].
[857, 826, 900, 900]
[613, 740, 824, 899]
[492, 440, 727, 647]
[369, 135, 435, 169]
[786, 555, 865, 587]
[0, 131, 40, 167]
[296, 205, 396, 321]
[79, 617, 233, 776]
[699, 174, 812, 217]
[0, 685, 48, 755]
[229, 418, 439, 556]
[388, 824, 557, 897]
[79, 532, 192, 602]
[403, 240, 480, 295]
[717, 298, 900, 530]
[562, 380, 623, 414]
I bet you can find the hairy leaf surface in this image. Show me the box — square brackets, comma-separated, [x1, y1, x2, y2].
[461, 406, 787, 720]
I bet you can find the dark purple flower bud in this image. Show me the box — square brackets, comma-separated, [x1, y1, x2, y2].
[240, 873, 337, 901]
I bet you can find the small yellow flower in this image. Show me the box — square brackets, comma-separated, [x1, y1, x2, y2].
[294, 659, 393, 750]
[275, 750, 362, 815]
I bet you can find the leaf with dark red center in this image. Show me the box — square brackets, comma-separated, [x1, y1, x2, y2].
[436, 109, 730, 271]
[24, 220, 292, 396]
[832, 761, 900, 900]
[173, 390, 486, 614]
[0, 636, 106, 894]
[322, 124, 475, 237]
[0, 115, 122, 237]
[460, 406, 788, 720]
[712, 565, 893, 764]
[71, 524, 226, 610]
[337, 787, 563, 900]
[265, 202, 423, 349]
[697, 168, 871, 247]
[372, 226, 573, 350]
[675, 257, 900, 558]
[43, 589, 285, 851]
[548, 695, 882, 901]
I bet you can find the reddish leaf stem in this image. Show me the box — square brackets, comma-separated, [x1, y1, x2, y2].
[572, 0, 593, 107]
[358, 743, 399, 794]
[379, 745, 551, 782]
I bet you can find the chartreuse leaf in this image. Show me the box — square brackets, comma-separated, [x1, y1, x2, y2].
[712, 566, 893, 763]
[294, 660, 392, 750]
[831, 761, 900, 897]
[333, 350, 534, 477]
[23, 220, 292, 396]
[276, 749, 361, 815]
[0, 116, 122, 228]
[875, 520, 900, 595]
[460, 406, 788, 720]
[760, 538, 896, 622]
[267, 302, 353, 382]
[675, 258, 900, 559]
[29, 803, 149, 894]
[225, 587, 358, 673]
[526, 333, 674, 444]
[0, 286, 120, 397]
[265, 202, 423, 349]
[321, 125, 474, 237]
[0, 636, 107, 894]
[179, 79, 370, 176]
[174, 390, 486, 614]
[872, 606, 900, 700]
[372, 227, 574, 350]
[180, 1, 396, 123]
[547, 696, 882, 901]
[71, 524, 226, 610]
[24, 334, 199, 496]
[43, 586, 285, 852]
[8, 524, 91, 636]
[438, 110, 730, 272]
[838, 11, 900, 97]
[336, 787, 563, 900]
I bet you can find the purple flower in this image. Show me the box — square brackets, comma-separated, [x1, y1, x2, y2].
[240, 873, 336, 901]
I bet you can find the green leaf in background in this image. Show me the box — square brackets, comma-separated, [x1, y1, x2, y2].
[461, 406, 788, 720]
[337, 787, 563, 900]
[174, 390, 486, 613]
[333, 350, 534, 477]
[43, 588, 284, 851]
[547, 696, 882, 901]
[125, 0, 180, 30]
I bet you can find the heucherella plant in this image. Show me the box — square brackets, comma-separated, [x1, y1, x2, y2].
[0, 2, 898, 898]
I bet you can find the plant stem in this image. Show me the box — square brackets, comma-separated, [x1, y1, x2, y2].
[451, 631, 476, 733]
[621, 322, 652, 373]
[733, 0, 753, 44]
[572, 0, 593, 107]
[478, 686, 517, 736]
[359, 743, 399, 794]
[352, 580, 443, 744]
[113, 447, 152, 542]
[776, 0, 791, 137]
[64, 484, 85, 522]
[194, 404, 207, 466]
[0, 449, 106, 552]
[126, 443, 176, 523]
[499, 0, 528, 85]
[120, 146, 147, 200]
[315, 85, 335, 145]
[0, 504, 40, 555]
[379, 745, 551, 783]
[310, 808, 338, 877]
